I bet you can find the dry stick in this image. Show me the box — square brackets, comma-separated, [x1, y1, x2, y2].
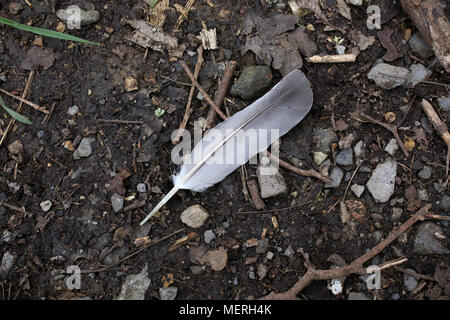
[247, 179, 266, 210]
[359, 112, 409, 158]
[179, 61, 227, 121]
[394, 266, 435, 282]
[306, 54, 357, 63]
[97, 119, 143, 124]
[205, 60, 239, 129]
[421, 99, 450, 178]
[260, 204, 432, 300]
[0, 70, 35, 146]
[83, 228, 185, 274]
[172, 46, 204, 145]
[267, 151, 332, 183]
[0, 87, 48, 114]
[0, 200, 26, 214]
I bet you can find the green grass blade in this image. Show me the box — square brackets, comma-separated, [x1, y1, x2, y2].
[0, 16, 100, 46]
[0, 95, 33, 125]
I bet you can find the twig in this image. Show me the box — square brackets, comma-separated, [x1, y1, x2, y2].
[0, 70, 35, 146]
[205, 60, 238, 129]
[424, 212, 450, 221]
[82, 228, 185, 274]
[160, 75, 192, 86]
[306, 54, 357, 63]
[173, 0, 196, 31]
[260, 204, 432, 299]
[241, 199, 314, 214]
[179, 61, 227, 121]
[0, 86, 48, 114]
[0, 200, 26, 214]
[421, 99, 450, 177]
[394, 266, 435, 281]
[267, 151, 332, 183]
[359, 112, 409, 157]
[172, 46, 204, 145]
[247, 179, 265, 210]
[97, 119, 144, 124]
[41, 101, 56, 125]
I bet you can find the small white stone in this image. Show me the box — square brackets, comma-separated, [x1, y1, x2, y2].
[384, 139, 398, 156]
[137, 183, 147, 193]
[67, 105, 79, 116]
[181, 205, 209, 228]
[40, 200, 52, 212]
[351, 184, 365, 198]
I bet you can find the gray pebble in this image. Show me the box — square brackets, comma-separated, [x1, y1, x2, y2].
[159, 287, 178, 300]
[111, 193, 124, 213]
[403, 269, 418, 292]
[418, 166, 432, 179]
[336, 148, 353, 166]
[204, 230, 216, 244]
[325, 167, 344, 189]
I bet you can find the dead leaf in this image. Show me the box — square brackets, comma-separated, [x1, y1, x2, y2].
[36, 211, 54, 233]
[107, 170, 131, 196]
[351, 30, 375, 51]
[334, 119, 349, 131]
[21, 46, 56, 70]
[197, 247, 228, 271]
[134, 236, 152, 247]
[162, 273, 174, 288]
[296, 0, 328, 22]
[413, 127, 428, 146]
[126, 20, 185, 58]
[404, 136, 416, 152]
[404, 185, 421, 211]
[169, 232, 197, 252]
[384, 112, 396, 123]
[336, 0, 352, 20]
[246, 238, 259, 247]
[377, 28, 407, 62]
[345, 200, 366, 220]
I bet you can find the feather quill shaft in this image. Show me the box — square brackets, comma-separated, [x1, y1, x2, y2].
[140, 69, 313, 225]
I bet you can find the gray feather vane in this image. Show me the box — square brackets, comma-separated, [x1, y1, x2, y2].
[140, 69, 313, 225]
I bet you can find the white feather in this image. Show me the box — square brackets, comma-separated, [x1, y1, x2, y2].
[140, 69, 313, 225]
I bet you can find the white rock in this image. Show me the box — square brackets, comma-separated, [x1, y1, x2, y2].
[405, 64, 432, 88]
[181, 205, 209, 228]
[346, 0, 362, 5]
[256, 157, 287, 198]
[67, 105, 79, 116]
[351, 184, 365, 198]
[368, 63, 409, 90]
[116, 265, 151, 300]
[40, 200, 52, 212]
[366, 158, 397, 203]
[384, 139, 398, 156]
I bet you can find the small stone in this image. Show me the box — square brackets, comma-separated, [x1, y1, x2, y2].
[413, 222, 449, 255]
[0, 251, 16, 276]
[437, 97, 450, 112]
[116, 265, 151, 300]
[190, 266, 203, 275]
[391, 208, 403, 221]
[384, 139, 398, 156]
[353, 140, 365, 159]
[8, 140, 23, 156]
[408, 32, 434, 59]
[346, 0, 362, 5]
[159, 287, 178, 300]
[338, 133, 355, 150]
[367, 63, 409, 90]
[257, 157, 287, 199]
[256, 238, 269, 254]
[417, 189, 430, 202]
[231, 66, 272, 100]
[204, 230, 216, 244]
[403, 269, 418, 292]
[405, 64, 432, 88]
[67, 105, 79, 116]
[56, 5, 100, 30]
[111, 193, 124, 213]
[283, 245, 294, 257]
[351, 184, 365, 198]
[181, 205, 209, 228]
[335, 45, 346, 55]
[366, 158, 397, 203]
[9, 2, 23, 15]
[56, 22, 66, 33]
[325, 167, 344, 189]
[124, 76, 138, 92]
[257, 264, 267, 280]
[391, 293, 400, 300]
[336, 148, 353, 166]
[418, 166, 432, 180]
[348, 292, 370, 300]
[313, 127, 338, 153]
[313, 151, 328, 166]
[73, 137, 95, 159]
[40, 200, 52, 212]
[266, 251, 274, 260]
[439, 195, 450, 212]
[137, 183, 147, 193]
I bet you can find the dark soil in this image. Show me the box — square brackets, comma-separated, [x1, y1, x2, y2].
[0, 0, 448, 300]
